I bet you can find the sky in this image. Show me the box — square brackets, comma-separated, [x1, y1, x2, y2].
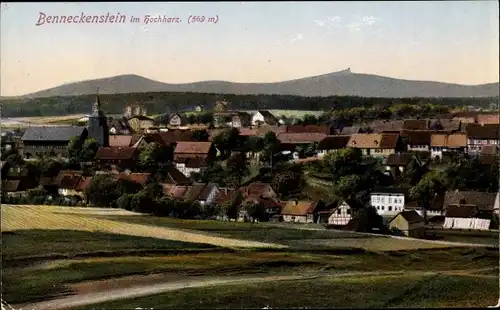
[1, 1, 499, 96]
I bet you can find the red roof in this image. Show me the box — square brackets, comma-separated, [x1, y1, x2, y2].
[95, 147, 138, 160]
[174, 141, 212, 154]
[118, 173, 151, 186]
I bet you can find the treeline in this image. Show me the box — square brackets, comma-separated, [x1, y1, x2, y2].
[1, 91, 496, 117]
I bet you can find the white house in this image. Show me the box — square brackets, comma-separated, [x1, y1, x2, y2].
[466, 124, 500, 154]
[370, 189, 406, 216]
[251, 110, 277, 126]
[443, 205, 491, 230]
[430, 133, 467, 159]
[325, 201, 354, 226]
[175, 161, 203, 177]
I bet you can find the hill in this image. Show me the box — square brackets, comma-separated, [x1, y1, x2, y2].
[11, 69, 500, 99]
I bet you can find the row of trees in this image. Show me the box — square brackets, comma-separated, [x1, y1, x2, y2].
[3, 89, 493, 118]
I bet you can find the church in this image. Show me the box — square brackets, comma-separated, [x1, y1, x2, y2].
[88, 90, 110, 147]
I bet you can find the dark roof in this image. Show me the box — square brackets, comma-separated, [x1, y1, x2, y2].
[286, 125, 331, 134]
[277, 132, 328, 144]
[174, 142, 212, 154]
[21, 126, 86, 142]
[150, 131, 195, 145]
[445, 205, 479, 218]
[257, 110, 278, 123]
[479, 154, 497, 165]
[340, 126, 361, 135]
[2, 180, 21, 192]
[175, 157, 208, 168]
[241, 182, 275, 198]
[399, 210, 424, 223]
[370, 120, 404, 133]
[405, 131, 432, 145]
[317, 135, 350, 150]
[385, 153, 414, 166]
[443, 190, 498, 211]
[466, 124, 500, 140]
[163, 166, 191, 185]
[95, 147, 138, 160]
[429, 119, 461, 132]
[403, 120, 429, 130]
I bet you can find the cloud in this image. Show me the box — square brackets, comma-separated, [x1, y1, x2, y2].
[314, 16, 341, 28]
[347, 16, 379, 32]
[290, 33, 303, 44]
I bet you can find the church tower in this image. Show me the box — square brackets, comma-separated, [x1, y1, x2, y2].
[88, 88, 109, 147]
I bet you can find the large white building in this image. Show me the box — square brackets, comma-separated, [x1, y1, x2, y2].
[370, 189, 406, 216]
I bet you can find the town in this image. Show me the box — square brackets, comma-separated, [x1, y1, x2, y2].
[2, 95, 499, 236]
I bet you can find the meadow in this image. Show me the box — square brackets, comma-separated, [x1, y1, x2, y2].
[77, 273, 499, 309]
[2, 205, 499, 308]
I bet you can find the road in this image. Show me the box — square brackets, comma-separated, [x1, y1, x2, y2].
[13, 268, 497, 310]
[262, 222, 499, 248]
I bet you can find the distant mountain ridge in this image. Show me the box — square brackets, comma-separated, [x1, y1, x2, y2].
[6, 69, 500, 99]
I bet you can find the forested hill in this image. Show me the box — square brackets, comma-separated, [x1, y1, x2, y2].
[1, 91, 497, 118]
[6, 70, 500, 99]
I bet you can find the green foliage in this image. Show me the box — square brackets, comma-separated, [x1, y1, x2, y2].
[190, 129, 210, 141]
[139, 142, 173, 168]
[116, 194, 134, 211]
[212, 128, 240, 157]
[242, 200, 267, 223]
[351, 206, 385, 233]
[68, 137, 99, 163]
[272, 170, 304, 197]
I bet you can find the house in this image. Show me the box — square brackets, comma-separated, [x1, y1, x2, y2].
[387, 210, 425, 238]
[1, 131, 16, 151]
[127, 115, 156, 133]
[162, 165, 192, 186]
[163, 183, 219, 206]
[55, 171, 91, 201]
[443, 190, 498, 213]
[370, 188, 406, 216]
[95, 146, 139, 168]
[169, 113, 185, 127]
[286, 125, 333, 135]
[403, 119, 429, 130]
[403, 194, 446, 218]
[478, 145, 499, 165]
[369, 120, 404, 133]
[443, 205, 492, 230]
[1, 180, 25, 197]
[466, 124, 500, 154]
[238, 196, 283, 222]
[430, 133, 467, 159]
[124, 105, 147, 118]
[117, 172, 152, 188]
[109, 135, 135, 147]
[340, 126, 362, 135]
[347, 133, 403, 157]
[404, 131, 432, 152]
[174, 142, 215, 177]
[384, 152, 415, 176]
[319, 200, 364, 226]
[231, 112, 252, 128]
[428, 119, 461, 132]
[108, 117, 132, 135]
[241, 182, 277, 199]
[281, 200, 322, 223]
[20, 126, 88, 159]
[4, 166, 38, 191]
[477, 114, 500, 125]
[277, 133, 328, 145]
[213, 100, 230, 112]
[251, 111, 278, 126]
[316, 135, 350, 158]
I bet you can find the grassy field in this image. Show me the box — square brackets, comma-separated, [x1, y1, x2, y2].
[76, 273, 499, 309]
[3, 205, 499, 306]
[1, 205, 285, 249]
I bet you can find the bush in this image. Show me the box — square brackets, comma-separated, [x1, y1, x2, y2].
[130, 193, 155, 214]
[117, 194, 134, 211]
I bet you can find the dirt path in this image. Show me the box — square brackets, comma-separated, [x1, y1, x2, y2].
[15, 268, 496, 310]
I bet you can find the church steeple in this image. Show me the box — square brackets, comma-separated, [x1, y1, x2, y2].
[88, 86, 109, 147]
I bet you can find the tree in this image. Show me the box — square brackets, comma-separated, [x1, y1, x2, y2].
[242, 199, 267, 223]
[212, 128, 240, 158]
[139, 142, 173, 168]
[142, 182, 164, 200]
[409, 170, 447, 223]
[190, 129, 209, 142]
[153, 196, 176, 217]
[68, 137, 99, 163]
[302, 114, 318, 125]
[5, 153, 24, 166]
[272, 171, 304, 197]
[117, 193, 134, 211]
[350, 206, 385, 233]
[130, 192, 156, 213]
[261, 131, 281, 165]
[225, 153, 250, 186]
[85, 174, 123, 207]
